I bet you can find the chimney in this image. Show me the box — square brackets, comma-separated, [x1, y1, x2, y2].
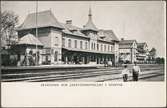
[121, 38, 124, 41]
[66, 20, 72, 25]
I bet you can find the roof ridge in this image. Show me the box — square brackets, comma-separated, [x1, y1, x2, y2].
[28, 10, 52, 15]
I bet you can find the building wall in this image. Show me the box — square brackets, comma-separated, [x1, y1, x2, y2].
[62, 34, 89, 51]
[50, 28, 63, 64]
[17, 27, 119, 65]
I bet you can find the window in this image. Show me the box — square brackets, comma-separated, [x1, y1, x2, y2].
[62, 38, 65, 47]
[80, 41, 83, 49]
[85, 41, 88, 49]
[91, 42, 93, 50]
[108, 45, 110, 51]
[104, 45, 106, 51]
[94, 43, 96, 50]
[111, 45, 113, 52]
[101, 44, 103, 51]
[68, 39, 71, 48]
[74, 40, 77, 48]
[97, 44, 99, 51]
[54, 51, 58, 61]
[55, 37, 58, 46]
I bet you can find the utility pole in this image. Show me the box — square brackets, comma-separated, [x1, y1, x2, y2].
[35, 0, 38, 66]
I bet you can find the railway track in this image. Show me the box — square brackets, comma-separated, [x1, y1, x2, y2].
[1, 65, 164, 82]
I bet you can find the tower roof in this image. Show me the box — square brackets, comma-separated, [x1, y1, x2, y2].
[82, 8, 98, 32]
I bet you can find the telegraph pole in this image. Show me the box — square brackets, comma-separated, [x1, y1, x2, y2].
[35, 0, 38, 65]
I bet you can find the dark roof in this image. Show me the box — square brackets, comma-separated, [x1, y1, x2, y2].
[97, 30, 119, 42]
[119, 44, 132, 49]
[119, 39, 137, 49]
[61, 23, 88, 38]
[137, 42, 147, 53]
[119, 40, 137, 44]
[17, 10, 64, 30]
[137, 42, 147, 48]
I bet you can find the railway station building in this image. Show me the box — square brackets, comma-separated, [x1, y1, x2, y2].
[16, 9, 119, 65]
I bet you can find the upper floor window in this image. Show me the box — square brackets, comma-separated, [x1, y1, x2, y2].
[55, 37, 58, 46]
[94, 43, 96, 50]
[74, 40, 77, 48]
[54, 51, 58, 61]
[108, 45, 110, 51]
[80, 41, 83, 49]
[68, 39, 71, 48]
[101, 44, 103, 51]
[62, 38, 65, 47]
[110, 45, 113, 52]
[91, 42, 93, 50]
[104, 45, 106, 51]
[85, 41, 88, 50]
[97, 44, 99, 51]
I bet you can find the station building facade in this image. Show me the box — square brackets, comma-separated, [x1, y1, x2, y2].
[16, 9, 119, 65]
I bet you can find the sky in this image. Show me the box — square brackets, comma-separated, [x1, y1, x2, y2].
[2, 1, 166, 57]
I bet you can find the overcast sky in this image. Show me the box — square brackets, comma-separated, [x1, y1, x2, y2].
[2, 1, 166, 57]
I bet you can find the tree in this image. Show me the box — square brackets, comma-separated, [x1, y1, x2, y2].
[1, 10, 19, 48]
[147, 48, 157, 63]
[1, 11, 19, 66]
[155, 57, 165, 64]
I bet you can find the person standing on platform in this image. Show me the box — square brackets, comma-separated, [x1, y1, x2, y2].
[122, 65, 130, 82]
[132, 62, 141, 81]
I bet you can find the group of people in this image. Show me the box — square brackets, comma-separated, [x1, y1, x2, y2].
[122, 62, 141, 82]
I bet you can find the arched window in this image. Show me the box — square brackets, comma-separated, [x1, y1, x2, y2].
[111, 45, 113, 52]
[80, 41, 83, 49]
[54, 51, 58, 61]
[91, 42, 93, 50]
[55, 37, 58, 46]
[108, 45, 110, 51]
[85, 41, 88, 49]
[74, 40, 77, 48]
[104, 45, 106, 51]
[62, 38, 65, 47]
[68, 39, 71, 48]
[97, 44, 99, 51]
[101, 44, 103, 51]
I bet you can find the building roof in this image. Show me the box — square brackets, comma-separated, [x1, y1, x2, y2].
[18, 33, 43, 46]
[119, 39, 137, 44]
[17, 9, 119, 44]
[82, 8, 98, 32]
[137, 42, 147, 53]
[97, 30, 119, 42]
[17, 10, 64, 30]
[119, 39, 137, 49]
[137, 42, 147, 48]
[61, 23, 88, 38]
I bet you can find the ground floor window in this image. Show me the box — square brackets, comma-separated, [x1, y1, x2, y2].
[54, 51, 58, 61]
